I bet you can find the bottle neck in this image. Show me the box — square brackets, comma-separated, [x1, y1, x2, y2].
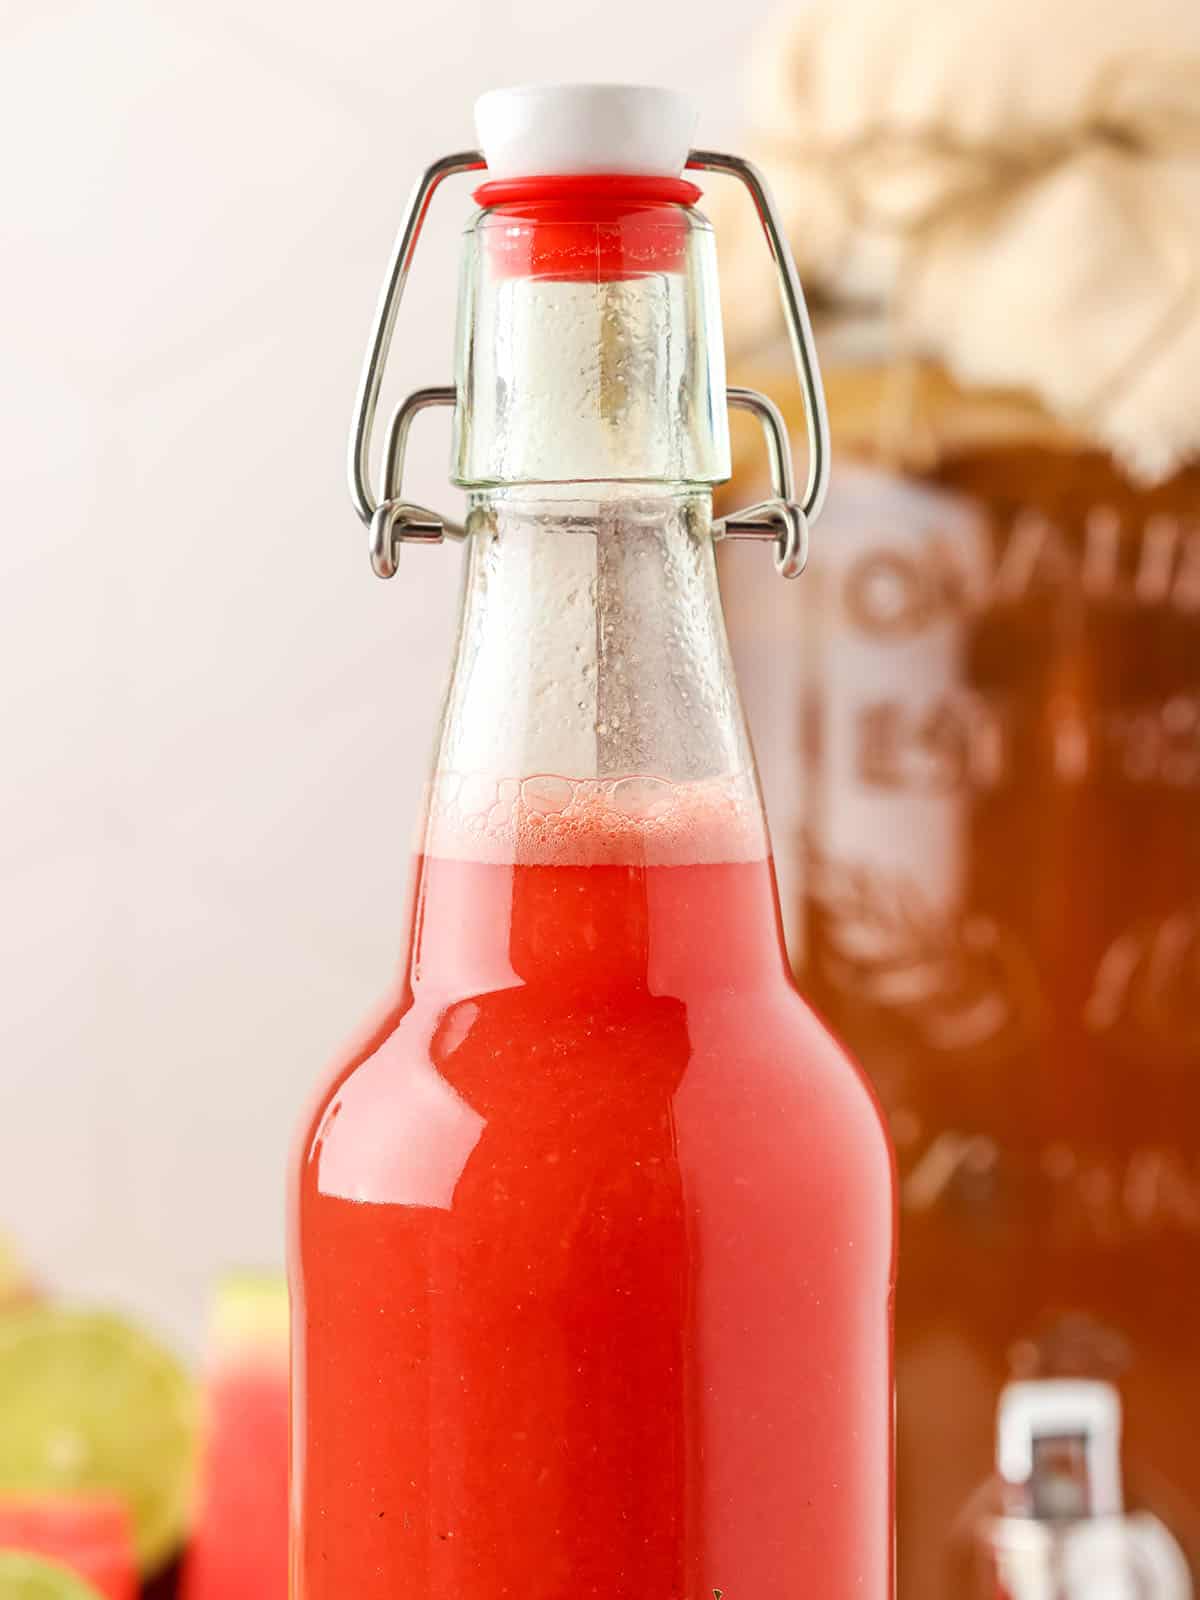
[430, 487, 756, 807]
[408, 485, 787, 993]
[405, 189, 784, 994]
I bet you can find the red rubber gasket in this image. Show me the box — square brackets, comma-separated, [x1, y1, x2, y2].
[473, 173, 703, 282]
[474, 174, 702, 210]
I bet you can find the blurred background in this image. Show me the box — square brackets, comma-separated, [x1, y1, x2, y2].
[4, 2, 1200, 1598]
[2, 0, 763, 1351]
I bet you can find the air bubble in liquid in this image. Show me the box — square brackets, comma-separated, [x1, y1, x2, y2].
[611, 776, 673, 820]
[459, 775, 497, 815]
[521, 775, 573, 816]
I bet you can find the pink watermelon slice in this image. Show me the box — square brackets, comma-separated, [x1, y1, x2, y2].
[0, 1496, 136, 1600]
[182, 1274, 288, 1600]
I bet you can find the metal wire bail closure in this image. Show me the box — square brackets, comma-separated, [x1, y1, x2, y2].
[348, 147, 830, 579]
[715, 387, 809, 578]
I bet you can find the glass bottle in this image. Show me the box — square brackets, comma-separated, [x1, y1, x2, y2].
[289, 86, 896, 1600]
[718, 330, 1200, 1598]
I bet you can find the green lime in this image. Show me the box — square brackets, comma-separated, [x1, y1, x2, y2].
[0, 1309, 196, 1573]
[0, 1552, 104, 1600]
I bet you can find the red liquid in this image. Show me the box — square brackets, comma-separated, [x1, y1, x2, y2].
[292, 841, 895, 1600]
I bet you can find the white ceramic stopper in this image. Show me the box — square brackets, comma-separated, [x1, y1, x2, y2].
[474, 84, 696, 181]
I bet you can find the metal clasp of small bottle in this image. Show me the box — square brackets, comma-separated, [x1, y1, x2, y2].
[348, 151, 831, 583]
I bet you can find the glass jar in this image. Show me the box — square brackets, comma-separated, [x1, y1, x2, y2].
[719, 323, 1200, 1600]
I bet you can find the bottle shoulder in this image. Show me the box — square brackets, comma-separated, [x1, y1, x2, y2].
[295, 980, 895, 1230]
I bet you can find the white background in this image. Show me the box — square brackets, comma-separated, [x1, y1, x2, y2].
[2, 0, 782, 1351]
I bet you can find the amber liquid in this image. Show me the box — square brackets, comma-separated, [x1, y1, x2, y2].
[730, 445, 1200, 1599]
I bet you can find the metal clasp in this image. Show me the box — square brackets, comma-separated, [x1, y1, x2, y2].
[368, 386, 462, 579]
[686, 151, 830, 539]
[715, 388, 808, 579]
[348, 147, 829, 580]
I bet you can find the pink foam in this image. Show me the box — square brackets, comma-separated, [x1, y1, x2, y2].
[420, 770, 768, 867]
